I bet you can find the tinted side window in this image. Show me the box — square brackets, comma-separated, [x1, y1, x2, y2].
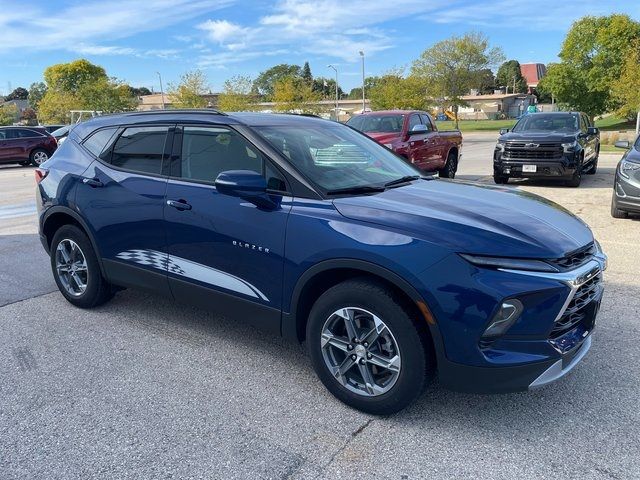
[83, 128, 119, 158]
[0, 129, 7, 140]
[421, 114, 434, 132]
[17, 129, 43, 138]
[408, 114, 421, 131]
[110, 126, 169, 175]
[180, 127, 263, 183]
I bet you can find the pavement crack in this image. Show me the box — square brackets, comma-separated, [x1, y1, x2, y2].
[312, 418, 374, 479]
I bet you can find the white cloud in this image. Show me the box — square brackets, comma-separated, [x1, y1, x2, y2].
[198, 19, 251, 44]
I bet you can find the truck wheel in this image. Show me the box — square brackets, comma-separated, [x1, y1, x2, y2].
[611, 194, 628, 219]
[566, 160, 583, 187]
[438, 151, 458, 179]
[585, 155, 598, 175]
[306, 278, 433, 415]
[493, 175, 509, 184]
[50, 225, 115, 308]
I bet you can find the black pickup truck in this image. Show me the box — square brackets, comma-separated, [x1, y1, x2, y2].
[493, 112, 600, 187]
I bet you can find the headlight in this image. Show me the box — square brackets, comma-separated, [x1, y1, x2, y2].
[384, 143, 393, 149]
[620, 160, 640, 179]
[562, 141, 578, 153]
[460, 254, 559, 273]
[495, 141, 505, 152]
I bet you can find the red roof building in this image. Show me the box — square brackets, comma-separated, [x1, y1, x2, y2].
[520, 63, 547, 90]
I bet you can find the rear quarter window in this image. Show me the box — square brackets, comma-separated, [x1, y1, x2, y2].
[83, 128, 119, 158]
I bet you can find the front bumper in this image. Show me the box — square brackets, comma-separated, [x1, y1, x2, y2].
[613, 171, 640, 213]
[494, 151, 578, 179]
[429, 253, 606, 394]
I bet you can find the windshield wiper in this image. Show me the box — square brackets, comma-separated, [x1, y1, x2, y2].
[383, 175, 422, 188]
[326, 185, 386, 196]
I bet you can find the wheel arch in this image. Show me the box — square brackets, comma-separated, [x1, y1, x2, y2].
[42, 206, 106, 276]
[282, 259, 445, 362]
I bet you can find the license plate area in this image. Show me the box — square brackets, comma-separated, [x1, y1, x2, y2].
[522, 165, 537, 173]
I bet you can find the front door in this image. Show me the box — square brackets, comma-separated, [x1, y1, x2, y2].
[406, 113, 430, 169]
[163, 125, 291, 334]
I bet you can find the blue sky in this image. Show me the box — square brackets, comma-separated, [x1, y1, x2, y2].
[1, 0, 638, 96]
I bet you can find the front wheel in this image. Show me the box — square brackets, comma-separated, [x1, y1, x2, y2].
[306, 279, 433, 415]
[611, 195, 628, 219]
[494, 174, 509, 184]
[50, 225, 114, 308]
[566, 161, 583, 187]
[30, 148, 49, 166]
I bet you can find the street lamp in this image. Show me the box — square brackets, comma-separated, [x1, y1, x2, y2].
[327, 64, 338, 120]
[156, 71, 165, 109]
[359, 51, 365, 113]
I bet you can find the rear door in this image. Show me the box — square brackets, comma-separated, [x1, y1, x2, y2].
[75, 124, 173, 295]
[0, 129, 21, 160]
[162, 124, 291, 333]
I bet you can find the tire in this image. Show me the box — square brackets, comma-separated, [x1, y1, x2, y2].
[18, 160, 30, 167]
[50, 225, 114, 308]
[438, 151, 458, 179]
[611, 195, 628, 219]
[306, 278, 434, 415]
[566, 159, 583, 187]
[30, 148, 49, 166]
[493, 175, 509, 184]
[585, 150, 599, 175]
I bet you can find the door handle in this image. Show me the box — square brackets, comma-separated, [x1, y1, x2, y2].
[82, 177, 103, 188]
[166, 199, 192, 211]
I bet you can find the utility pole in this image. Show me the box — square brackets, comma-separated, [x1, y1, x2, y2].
[327, 64, 338, 120]
[359, 51, 365, 113]
[156, 71, 165, 109]
[636, 110, 640, 135]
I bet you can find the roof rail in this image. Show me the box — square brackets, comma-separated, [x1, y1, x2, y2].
[127, 109, 228, 116]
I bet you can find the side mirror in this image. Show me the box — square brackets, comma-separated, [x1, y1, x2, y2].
[615, 140, 630, 149]
[499, 128, 509, 135]
[215, 170, 280, 210]
[587, 127, 599, 135]
[408, 124, 428, 135]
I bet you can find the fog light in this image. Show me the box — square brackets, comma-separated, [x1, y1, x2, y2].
[482, 299, 523, 338]
[504, 167, 511, 174]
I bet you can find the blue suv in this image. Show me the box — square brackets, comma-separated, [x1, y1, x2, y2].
[36, 111, 607, 414]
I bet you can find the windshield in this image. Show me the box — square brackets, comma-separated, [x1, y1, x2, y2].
[51, 125, 72, 137]
[346, 114, 404, 133]
[512, 114, 579, 133]
[256, 123, 421, 194]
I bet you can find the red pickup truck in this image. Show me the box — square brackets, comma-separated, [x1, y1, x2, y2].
[346, 110, 463, 178]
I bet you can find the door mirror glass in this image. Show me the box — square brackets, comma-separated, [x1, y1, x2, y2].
[215, 170, 279, 209]
[587, 126, 599, 135]
[615, 140, 630, 149]
[408, 124, 428, 135]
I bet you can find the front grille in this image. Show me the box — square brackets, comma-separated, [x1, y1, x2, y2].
[503, 142, 564, 160]
[551, 273, 602, 338]
[548, 243, 596, 271]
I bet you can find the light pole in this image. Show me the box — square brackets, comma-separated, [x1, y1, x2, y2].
[156, 71, 165, 109]
[359, 51, 365, 113]
[327, 64, 338, 120]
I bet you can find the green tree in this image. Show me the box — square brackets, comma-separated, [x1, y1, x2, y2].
[539, 14, 640, 119]
[168, 70, 209, 108]
[0, 104, 19, 125]
[302, 61, 313, 85]
[79, 77, 137, 113]
[44, 59, 107, 93]
[348, 77, 382, 100]
[495, 60, 527, 93]
[612, 42, 640, 120]
[368, 69, 427, 111]
[28, 82, 47, 110]
[253, 64, 301, 98]
[411, 32, 504, 128]
[128, 86, 152, 97]
[5, 87, 29, 101]
[312, 77, 343, 100]
[218, 75, 255, 112]
[272, 77, 321, 113]
[35, 91, 79, 123]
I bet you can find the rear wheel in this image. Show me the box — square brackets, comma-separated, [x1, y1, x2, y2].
[438, 151, 458, 179]
[306, 278, 433, 415]
[30, 148, 49, 166]
[50, 225, 114, 308]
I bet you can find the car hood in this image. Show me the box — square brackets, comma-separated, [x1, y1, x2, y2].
[500, 131, 576, 143]
[332, 179, 593, 258]
[365, 132, 402, 144]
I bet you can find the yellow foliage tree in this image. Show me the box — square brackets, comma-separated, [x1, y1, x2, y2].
[169, 70, 209, 108]
[272, 77, 321, 114]
[217, 75, 255, 112]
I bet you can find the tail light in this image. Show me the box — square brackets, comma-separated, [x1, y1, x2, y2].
[35, 168, 48, 184]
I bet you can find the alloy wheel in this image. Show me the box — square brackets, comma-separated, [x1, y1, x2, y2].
[320, 307, 401, 397]
[55, 239, 88, 297]
[33, 151, 49, 165]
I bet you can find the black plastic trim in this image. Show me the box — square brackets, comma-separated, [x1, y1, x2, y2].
[103, 259, 172, 296]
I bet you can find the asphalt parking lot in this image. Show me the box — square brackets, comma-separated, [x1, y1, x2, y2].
[1, 138, 639, 479]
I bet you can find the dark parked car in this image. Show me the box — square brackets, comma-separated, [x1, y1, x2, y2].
[37, 110, 606, 414]
[43, 124, 66, 134]
[50, 125, 73, 144]
[611, 137, 640, 218]
[0, 126, 57, 166]
[494, 112, 600, 187]
[347, 110, 462, 178]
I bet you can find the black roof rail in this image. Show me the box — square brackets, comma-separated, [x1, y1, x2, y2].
[126, 108, 228, 116]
